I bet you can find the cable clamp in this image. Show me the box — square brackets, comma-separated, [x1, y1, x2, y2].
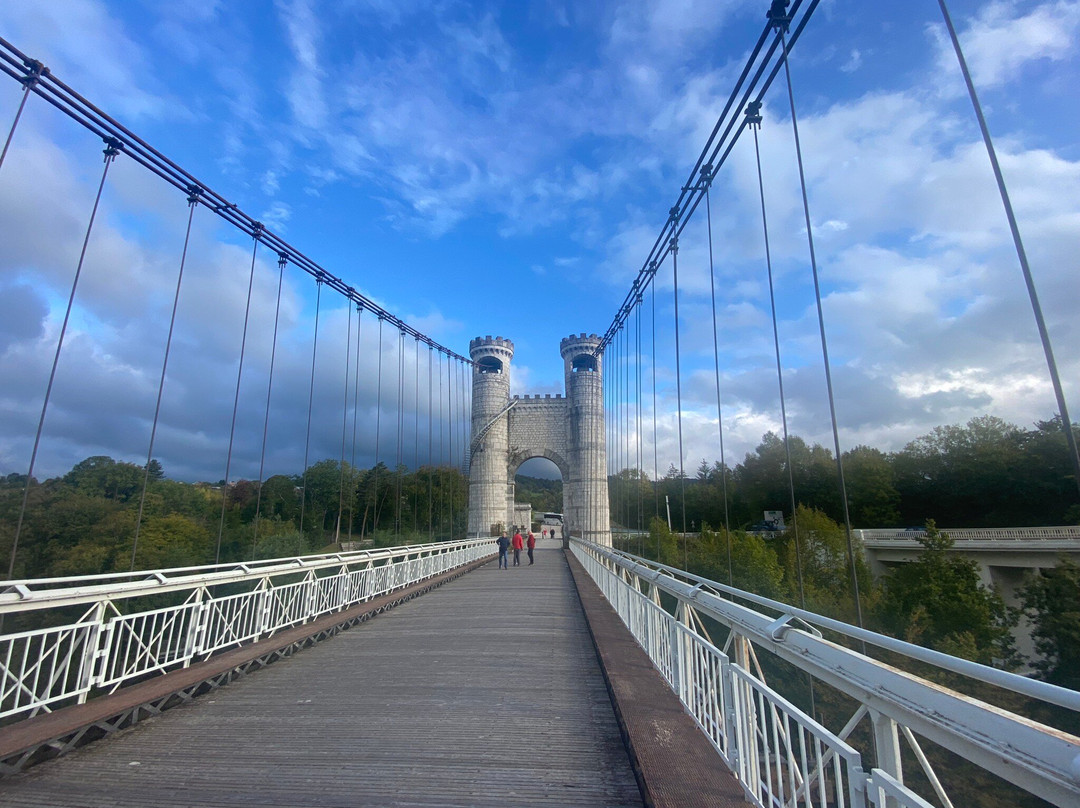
[767, 0, 791, 32]
[745, 100, 764, 128]
[767, 613, 821, 642]
[20, 58, 47, 87]
[102, 136, 124, 159]
[186, 185, 203, 205]
[2, 584, 32, 600]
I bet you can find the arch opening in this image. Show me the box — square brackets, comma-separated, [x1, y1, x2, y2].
[477, 356, 504, 374]
[511, 455, 565, 540]
[571, 354, 597, 373]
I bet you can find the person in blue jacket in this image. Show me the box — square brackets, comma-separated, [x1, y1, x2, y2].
[496, 533, 511, 569]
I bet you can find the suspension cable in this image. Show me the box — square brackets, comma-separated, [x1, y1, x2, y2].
[669, 208, 689, 568]
[216, 225, 264, 563]
[413, 336, 421, 535]
[348, 304, 363, 540]
[702, 166, 734, 588]
[295, 277, 323, 546]
[8, 138, 121, 579]
[0, 37, 472, 365]
[427, 345, 434, 540]
[624, 321, 632, 539]
[395, 329, 405, 538]
[635, 290, 644, 552]
[438, 351, 446, 536]
[747, 101, 807, 609]
[252, 252, 288, 557]
[0, 58, 44, 175]
[771, 5, 863, 631]
[446, 351, 454, 539]
[372, 316, 385, 534]
[336, 302, 353, 543]
[937, 0, 1080, 497]
[650, 270, 660, 531]
[132, 187, 201, 569]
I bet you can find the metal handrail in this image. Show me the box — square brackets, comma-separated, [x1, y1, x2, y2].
[589, 538, 1080, 712]
[571, 538, 1080, 808]
[0, 539, 494, 614]
[857, 526, 1080, 542]
[1, 539, 496, 722]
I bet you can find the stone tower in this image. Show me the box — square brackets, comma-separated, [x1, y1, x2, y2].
[466, 333, 610, 546]
[560, 333, 611, 545]
[467, 336, 515, 537]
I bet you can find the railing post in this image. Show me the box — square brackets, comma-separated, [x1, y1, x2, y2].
[870, 708, 904, 785]
[77, 600, 107, 702]
[257, 580, 271, 639]
[730, 633, 757, 793]
[185, 587, 208, 665]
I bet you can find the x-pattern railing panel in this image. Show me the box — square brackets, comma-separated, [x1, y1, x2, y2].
[200, 589, 265, 655]
[0, 539, 494, 722]
[98, 602, 200, 688]
[731, 665, 863, 808]
[570, 538, 1080, 808]
[0, 622, 95, 719]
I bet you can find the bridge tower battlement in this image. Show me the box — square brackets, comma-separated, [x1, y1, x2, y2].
[468, 336, 515, 538]
[560, 334, 610, 545]
[467, 334, 610, 545]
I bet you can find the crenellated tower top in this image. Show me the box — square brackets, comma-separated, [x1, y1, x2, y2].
[560, 333, 602, 378]
[470, 335, 514, 374]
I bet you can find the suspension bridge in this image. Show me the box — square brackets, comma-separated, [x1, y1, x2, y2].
[2, 2, 1080, 807]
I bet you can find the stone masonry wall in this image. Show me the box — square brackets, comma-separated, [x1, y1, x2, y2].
[467, 333, 610, 547]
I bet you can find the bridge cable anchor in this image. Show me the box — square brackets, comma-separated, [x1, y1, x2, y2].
[767, 0, 791, 33]
[744, 100, 763, 129]
[767, 613, 822, 642]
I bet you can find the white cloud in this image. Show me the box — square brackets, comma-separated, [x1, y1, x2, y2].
[932, 1, 1080, 89]
[0, 0, 184, 122]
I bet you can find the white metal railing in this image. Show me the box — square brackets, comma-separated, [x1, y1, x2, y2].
[1, 539, 494, 722]
[570, 538, 1080, 808]
[857, 526, 1080, 543]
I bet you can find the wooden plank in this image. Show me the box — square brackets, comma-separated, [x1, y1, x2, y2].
[0, 556, 490, 763]
[2, 542, 643, 807]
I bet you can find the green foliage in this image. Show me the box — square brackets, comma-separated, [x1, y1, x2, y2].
[514, 474, 563, 515]
[878, 521, 1016, 664]
[646, 516, 678, 566]
[693, 525, 786, 599]
[1019, 558, 1080, 688]
[778, 505, 872, 621]
[2, 454, 468, 579]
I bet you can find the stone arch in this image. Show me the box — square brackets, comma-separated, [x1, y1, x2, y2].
[508, 448, 569, 482]
[467, 334, 610, 545]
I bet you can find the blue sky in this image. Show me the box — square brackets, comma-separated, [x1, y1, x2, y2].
[0, 0, 1077, 483]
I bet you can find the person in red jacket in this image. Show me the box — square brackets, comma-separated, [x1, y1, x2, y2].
[511, 530, 524, 566]
[526, 531, 536, 564]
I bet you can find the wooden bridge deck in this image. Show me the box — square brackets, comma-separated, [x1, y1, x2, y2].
[2, 541, 644, 807]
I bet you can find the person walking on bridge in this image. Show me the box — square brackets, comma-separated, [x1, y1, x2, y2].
[526, 531, 536, 564]
[496, 533, 510, 569]
[512, 530, 524, 566]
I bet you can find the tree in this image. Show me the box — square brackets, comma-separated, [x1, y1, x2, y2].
[693, 525, 785, 599]
[842, 445, 900, 527]
[1019, 558, 1080, 688]
[878, 521, 1016, 664]
[736, 433, 839, 526]
[777, 505, 870, 620]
